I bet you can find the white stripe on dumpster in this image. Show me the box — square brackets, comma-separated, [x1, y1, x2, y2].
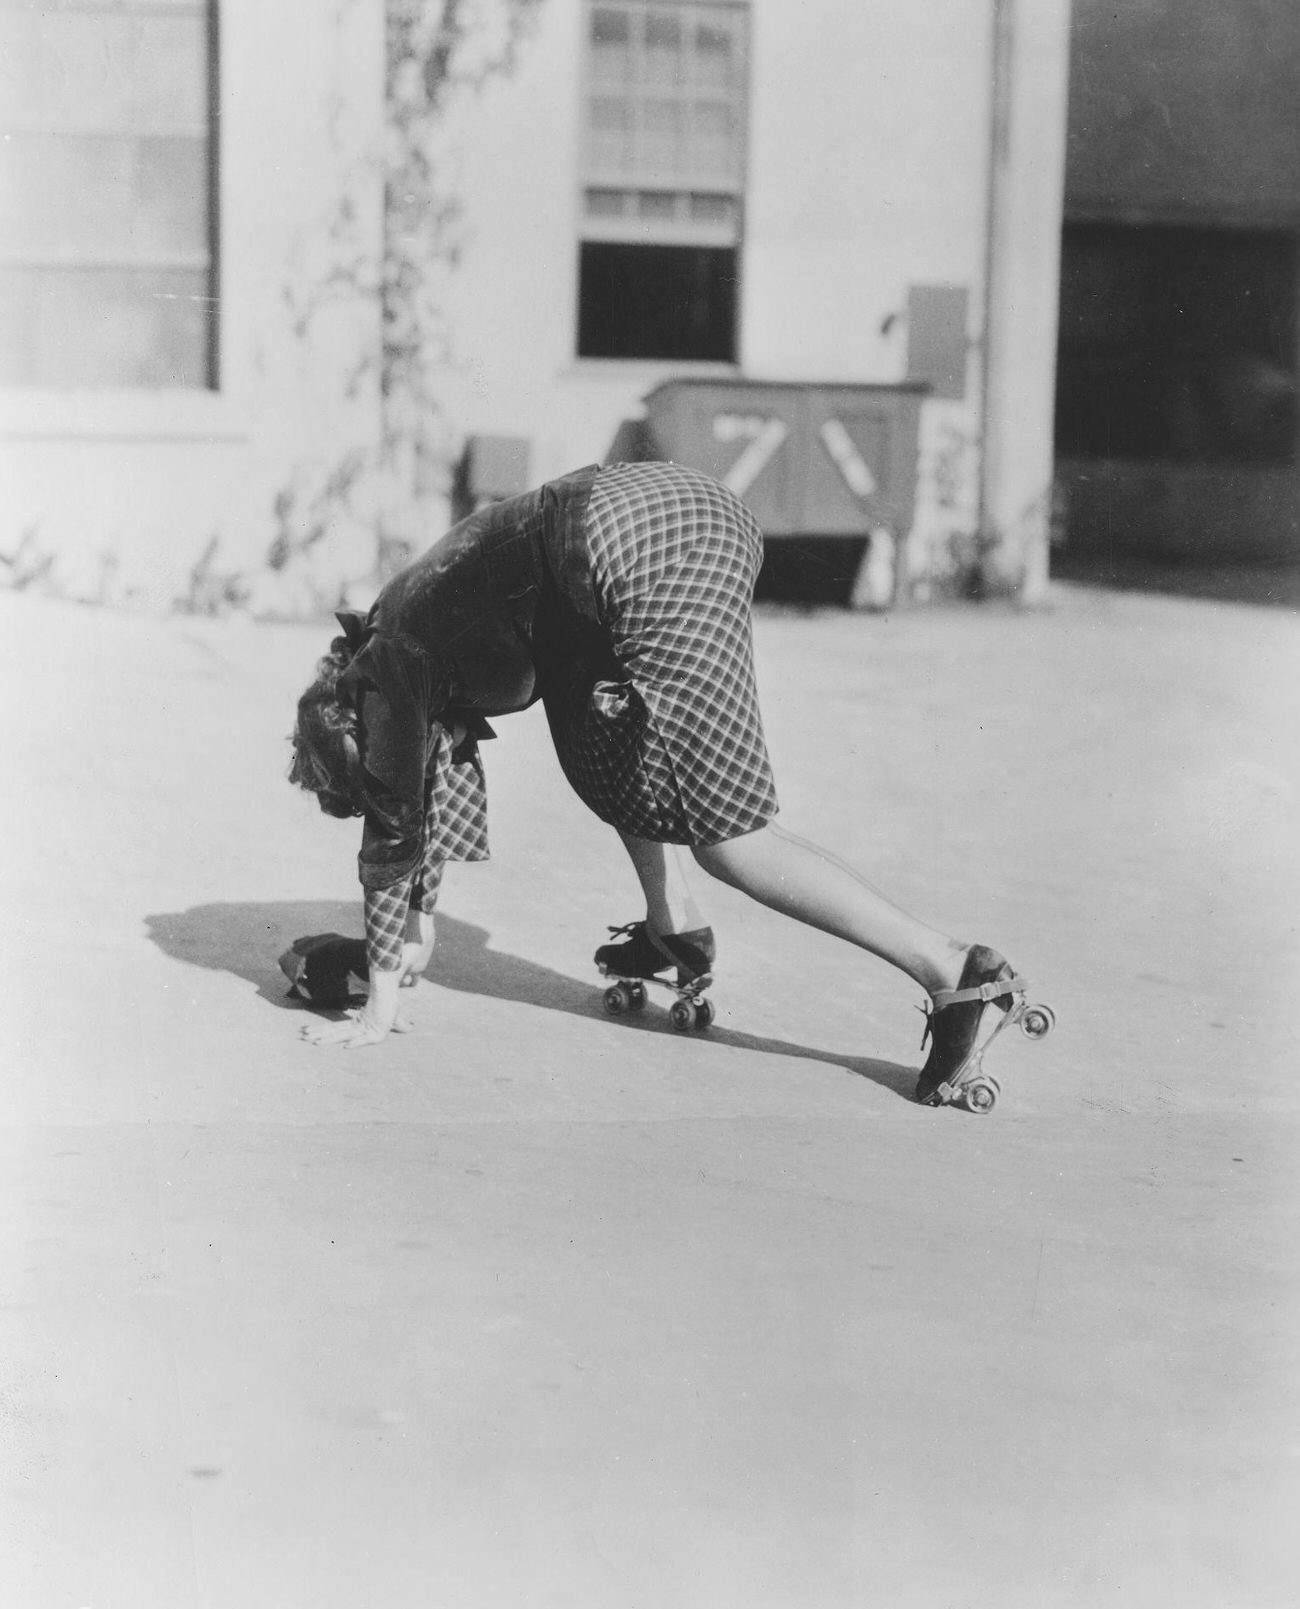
[712, 414, 789, 497]
[820, 418, 877, 498]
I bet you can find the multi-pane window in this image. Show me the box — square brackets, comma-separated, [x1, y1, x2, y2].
[0, 0, 218, 389]
[578, 1, 748, 361]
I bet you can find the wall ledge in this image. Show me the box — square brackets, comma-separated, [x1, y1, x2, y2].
[0, 388, 252, 445]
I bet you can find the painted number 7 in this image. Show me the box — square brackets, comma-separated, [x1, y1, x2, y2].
[712, 414, 789, 497]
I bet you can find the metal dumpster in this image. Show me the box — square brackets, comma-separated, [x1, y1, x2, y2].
[606, 378, 926, 605]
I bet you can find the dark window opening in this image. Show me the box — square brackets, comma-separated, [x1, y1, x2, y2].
[1055, 223, 1297, 465]
[754, 537, 868, 608]
[577, 241, 737, 362]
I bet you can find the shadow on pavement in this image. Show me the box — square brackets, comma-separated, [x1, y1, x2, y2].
[145, 900, 919, 1100]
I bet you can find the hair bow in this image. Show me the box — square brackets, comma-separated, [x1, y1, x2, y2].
[333, 609, 370, 657]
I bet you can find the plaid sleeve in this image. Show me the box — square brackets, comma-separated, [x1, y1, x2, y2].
[365, 876, 414, 973]
[425, 725, 490, 864]
[361, 721, 490, 969]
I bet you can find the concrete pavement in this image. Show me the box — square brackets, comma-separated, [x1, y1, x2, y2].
[1, 581, 1298, 1608]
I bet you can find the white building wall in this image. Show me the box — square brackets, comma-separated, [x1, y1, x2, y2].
[0, 0, 385, 611]
[443, 0, 994, 545]
[743, 3, 991, 382]
[1, 0, 1072, 607]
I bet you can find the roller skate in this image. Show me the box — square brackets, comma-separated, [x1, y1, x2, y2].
[915, 944, 1056, 1114]
[595, 921, 717, 1032]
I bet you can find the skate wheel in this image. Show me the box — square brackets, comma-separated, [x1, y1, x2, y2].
[962, 1077, 999, 1115]
[604, 983, 631, 1016]
[669, 999, 695, 1033]
[1020, 1003, 1056, 1040]
[628, 981, 648, 1012]
[693, 997, 715, 1030]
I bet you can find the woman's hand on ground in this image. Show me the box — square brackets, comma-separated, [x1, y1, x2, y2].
[299, 1007, 413, 1049]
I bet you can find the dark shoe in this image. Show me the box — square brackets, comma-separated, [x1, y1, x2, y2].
[278, 933, 369, 1008]
[915, 945, 1025, 1106]
[595, 921, 716, 986]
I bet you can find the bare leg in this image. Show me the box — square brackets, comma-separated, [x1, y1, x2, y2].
[400, 904, 436, 982]
[692, 822, 968, 995]
[618, 831, 707, 935]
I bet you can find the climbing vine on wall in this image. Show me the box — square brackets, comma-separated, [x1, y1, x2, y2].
[276, 0, 545, 595]
[380, 0, 544, 563]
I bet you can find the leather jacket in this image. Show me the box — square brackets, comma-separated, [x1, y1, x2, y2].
[336, 464, 601, 888]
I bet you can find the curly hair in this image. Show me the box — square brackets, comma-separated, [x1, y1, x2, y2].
[289, 635, 365, 818]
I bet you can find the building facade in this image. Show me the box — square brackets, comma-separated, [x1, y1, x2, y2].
[0, 0, 386, 610]
[1, 1, 1073, 611]
[1057, 0, 1300, 566]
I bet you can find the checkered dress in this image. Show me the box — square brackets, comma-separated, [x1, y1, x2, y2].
[363, 460, 779, 971]
[546, 460, 779, 846]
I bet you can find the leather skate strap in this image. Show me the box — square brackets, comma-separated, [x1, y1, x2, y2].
[645, 924, 713, 983]
[931, 974, 1028, 1010]
[645, 926, 677, 966]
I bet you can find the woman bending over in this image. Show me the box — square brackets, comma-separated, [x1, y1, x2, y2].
[289, 460, 1036, 1106]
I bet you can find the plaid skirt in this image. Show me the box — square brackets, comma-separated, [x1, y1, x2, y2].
[419, 460, 779, 873]
[544, 460, 779, 846]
